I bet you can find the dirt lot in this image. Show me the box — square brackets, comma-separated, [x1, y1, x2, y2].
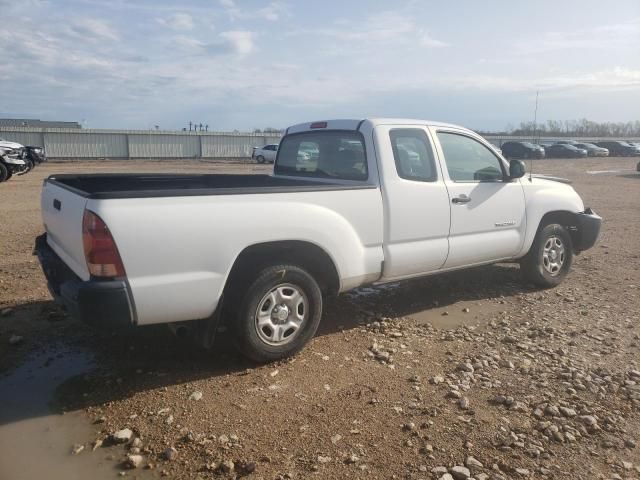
[1, 158, 639, 480]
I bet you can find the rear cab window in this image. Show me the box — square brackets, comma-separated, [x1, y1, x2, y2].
[275, 131, 368, 181]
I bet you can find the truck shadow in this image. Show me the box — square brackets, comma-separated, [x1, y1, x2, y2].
[1, 263, 531, 425]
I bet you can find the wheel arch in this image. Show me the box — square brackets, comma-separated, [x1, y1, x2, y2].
[224, 240, 341, 297]
[534, 210, 580, 252]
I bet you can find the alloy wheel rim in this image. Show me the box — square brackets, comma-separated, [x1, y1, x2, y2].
[542, 236, 565, 276]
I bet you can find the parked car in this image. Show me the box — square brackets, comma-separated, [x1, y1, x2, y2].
[0, 137, 26, 159]
[554, 140, 578, 145]
[25, 146, 47, 165]
[595, 141, 640, 156]
[544, 144, 588, 158]
[500, 141, 545, 159]
[35, 118, 601, 361]
[252, 144, 278, 163]
[0, 147, 28, 182]
[573, 143, 609, 157]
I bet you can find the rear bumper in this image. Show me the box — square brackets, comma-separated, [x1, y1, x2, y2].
[34, 234, 136, 328]
[574, 208, 602, 252]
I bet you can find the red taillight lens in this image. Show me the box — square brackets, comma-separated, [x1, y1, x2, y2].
[310, 121, 327, 129]
[82, 210, 126, 278]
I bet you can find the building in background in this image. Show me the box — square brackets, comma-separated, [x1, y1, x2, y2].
[0, 118, 81, 129]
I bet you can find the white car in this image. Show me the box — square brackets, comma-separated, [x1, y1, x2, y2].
[251, 144, 278, 163]
[35, 118, 601, 361]
[0, 137, 26, 158]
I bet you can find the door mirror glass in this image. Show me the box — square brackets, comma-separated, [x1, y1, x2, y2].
[509, 159, 526, 178]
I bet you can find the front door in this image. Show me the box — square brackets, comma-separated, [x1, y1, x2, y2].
[432, 128, 526, 269]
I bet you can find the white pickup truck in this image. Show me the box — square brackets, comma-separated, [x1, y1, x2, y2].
[36, 118, 601, 361]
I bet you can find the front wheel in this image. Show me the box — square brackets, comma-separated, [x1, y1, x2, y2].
[0, 163, 8, 182]
[234, 264, 323, 362]
[520, 223, 573, 288]
[256, 155, 265, 164]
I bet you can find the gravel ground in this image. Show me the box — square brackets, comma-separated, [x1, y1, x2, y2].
[0, 158, 639, 480]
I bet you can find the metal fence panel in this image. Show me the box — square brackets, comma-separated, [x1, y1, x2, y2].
[44, 132, 128, 158]
[128, 134, 200, 158]
[201, 135, 267, 158]
[0, 131, 45, 147]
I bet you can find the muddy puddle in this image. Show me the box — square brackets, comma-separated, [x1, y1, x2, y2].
[0, 344, 152, 480]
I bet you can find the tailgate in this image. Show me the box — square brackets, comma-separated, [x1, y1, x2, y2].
[41, 180, 90, 281]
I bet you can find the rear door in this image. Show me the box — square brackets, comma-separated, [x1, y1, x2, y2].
[431, 128, 526, 269]
[41, 181, 90, 280]
[375, 125, 451, 280]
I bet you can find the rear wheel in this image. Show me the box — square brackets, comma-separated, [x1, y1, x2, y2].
[256, 155, 265, 164]
[233, 264, 323, 362]
[0, 163, 8, 182]
[520, 223, 573, 288]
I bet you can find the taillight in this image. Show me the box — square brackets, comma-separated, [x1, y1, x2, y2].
[82, 210, 126, 278]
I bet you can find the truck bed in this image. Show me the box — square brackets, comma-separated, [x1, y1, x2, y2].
[46, 173, 374, 199]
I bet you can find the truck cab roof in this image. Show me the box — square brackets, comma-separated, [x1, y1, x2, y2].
[285, 118, 463, 135]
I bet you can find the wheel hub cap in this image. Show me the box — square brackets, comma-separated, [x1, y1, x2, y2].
[542, 236, 565, 276]
[271, 304, 290, 323]
[255, 283, 307, 346]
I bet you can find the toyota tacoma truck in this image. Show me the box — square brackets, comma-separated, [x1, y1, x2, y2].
[35, 119, 601, 361]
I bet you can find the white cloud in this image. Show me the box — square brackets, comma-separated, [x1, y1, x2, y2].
[219, 0, 287, 22]
[156, 13, 195, 31]
[289, 11, 449, 49]
[172, 31, 255, 56]
[517, 19, 640, 53]
[258, 2, 288, 21]
[419, 31, 448, 48]
[68, 18, 119, 42]
[219, 30, 255, 55]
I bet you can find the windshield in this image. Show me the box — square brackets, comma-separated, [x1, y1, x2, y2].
[275, 130, 368, 181]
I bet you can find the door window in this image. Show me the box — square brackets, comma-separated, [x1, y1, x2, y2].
[389, 129, 437, 182]
[437, 132, 505, 182]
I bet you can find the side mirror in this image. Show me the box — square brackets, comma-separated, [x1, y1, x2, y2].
[509, 159, 526, 179]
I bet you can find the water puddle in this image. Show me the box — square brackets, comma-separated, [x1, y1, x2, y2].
[0, 344, 148, 479]
[407, 300, 503, 329]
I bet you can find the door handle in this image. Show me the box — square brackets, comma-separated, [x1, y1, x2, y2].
[452, 195, 471, 204]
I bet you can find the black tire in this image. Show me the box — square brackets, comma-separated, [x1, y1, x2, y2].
[256, 155, 265, 164]
[520, 223, 573, 288]
[0, 163, 8, 182]
[233, 264, 323, 362]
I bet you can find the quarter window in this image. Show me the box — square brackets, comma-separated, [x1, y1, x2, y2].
[437, 132, 504, 182]
[390, 129, 437, 182]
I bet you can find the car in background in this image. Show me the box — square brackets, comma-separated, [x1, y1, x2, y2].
[500, 141, 545, 159]
[25, 146, 47, 165]
[0, 146, 28, 182]
[251, 144, 279, 163]
[544, 144, 588, 158]
[573, 143, 609, 157]
[0, 137, 26, 159]
[554, 140, 578, 145]
[595, 141, 640, 156]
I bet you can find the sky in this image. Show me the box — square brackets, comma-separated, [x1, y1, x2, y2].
[0, 0, 639, 131]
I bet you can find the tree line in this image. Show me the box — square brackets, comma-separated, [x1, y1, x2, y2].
[480, 119, 640, 137]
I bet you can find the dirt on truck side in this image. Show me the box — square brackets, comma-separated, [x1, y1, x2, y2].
[1, 158, 639, 480]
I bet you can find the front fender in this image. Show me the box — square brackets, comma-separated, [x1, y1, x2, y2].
[518, 180, 585, 257]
